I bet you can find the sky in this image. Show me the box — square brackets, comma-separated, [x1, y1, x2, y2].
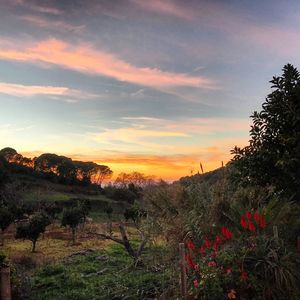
[0, 0, 299, 181]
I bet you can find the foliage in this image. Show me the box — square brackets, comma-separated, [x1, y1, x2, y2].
[114, 172, 155, 188]
[186, 211, 300, 300]
[231, 64, 300, 200]
[0, 204, 15, 245]
[15, 212, 51, 252]
[61, 203, 86, 244]
[124, 203, 147, 224]
[0, 250, 9, 268]
[42, 201, 62, 221]
[104, 185, 138, 204]
[143, 181, 187, 245]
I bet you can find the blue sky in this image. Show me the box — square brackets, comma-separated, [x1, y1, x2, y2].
[0, 0, 299, 180]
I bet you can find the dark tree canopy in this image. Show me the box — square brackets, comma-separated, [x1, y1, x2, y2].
[0, 147, 18, 161]
[15, 212, 50, 252]
[61, 203, 87, 244]
[231, 64, 300, 200]
[0, 148, 113, 186]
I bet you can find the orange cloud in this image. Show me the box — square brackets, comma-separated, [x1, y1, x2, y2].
[0, 39, 215, 89]
[92, 127, 190, 148]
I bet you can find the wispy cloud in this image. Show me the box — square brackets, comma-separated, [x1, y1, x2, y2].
[120, 116, 250, 135]
[0, 81, 97, 101]
[131, 0, 300, 57]
[130, 0, 194, 20]
[12, 0, 63, 15]
[92, 127, 190, 148]
[0, 38, 215, 90]
[20, 15, 85, 32]
[87, 117, 249, 154]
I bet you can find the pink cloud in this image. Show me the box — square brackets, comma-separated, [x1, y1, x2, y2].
[131, 0, 300, 58]
[130, 0, 194, 20]
[0, 39, 215, 89]
[0, 81, 96, 100]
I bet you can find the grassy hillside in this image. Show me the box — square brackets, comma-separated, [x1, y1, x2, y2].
[11, 173, 130, 222]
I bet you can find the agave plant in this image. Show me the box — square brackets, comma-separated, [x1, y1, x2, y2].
[245, 237, 300, 300]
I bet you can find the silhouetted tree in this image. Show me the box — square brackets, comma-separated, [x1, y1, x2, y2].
[91, 165, 113, 187]
[231, 64, 300, 200]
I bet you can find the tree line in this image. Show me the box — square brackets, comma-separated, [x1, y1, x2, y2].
[0, 148, 113, 186]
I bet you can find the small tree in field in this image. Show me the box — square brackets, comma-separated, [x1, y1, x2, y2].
[61, 205, 85, 244]
[0, 204, 14, 245]
[90, 204, 149, 264]
[15, 212, 50, 252]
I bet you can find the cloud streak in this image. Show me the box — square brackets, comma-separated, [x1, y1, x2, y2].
[131, 0, 300, 58]
[0, 38, 215, 90]
[0, 81, 96, 100]
[20, 15, 85, 32]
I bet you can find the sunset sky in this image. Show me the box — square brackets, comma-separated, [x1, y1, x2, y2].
[0, 0, 299, 181]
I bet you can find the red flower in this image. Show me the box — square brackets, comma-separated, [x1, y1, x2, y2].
[253, 211, 260, 223]
[240, 271, 248, 281]
[214, 242, 219, 252]
[208, 261, 217, 267]
[193, 279, 199, 288]
[214, 235, 222, 251]
[187, 239, 195, 251]
[215, 235, 222, 245]
[259, 216, 266, 229]
[204, 238, 211, 248]
[240, 217, 248, 229]
[226, 267, 232, 275]
[200, 245, 206, 256]
[222, 227, 233, 240]
[248, 222, 256, 232]
[185, 254, 195, 269]
[211, 250, 217, 258]
[245, 211, 252, 219]
[227, 289, 237, 299]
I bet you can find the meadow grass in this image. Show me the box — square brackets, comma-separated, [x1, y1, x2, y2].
[29, 243, 173, 300]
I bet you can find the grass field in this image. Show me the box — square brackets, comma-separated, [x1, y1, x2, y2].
[2, 175, 176, 299]
[29, 243, 174, 300]
[2, 222, 175, 300]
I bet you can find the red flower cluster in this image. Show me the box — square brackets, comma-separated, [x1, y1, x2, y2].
[185, 253, 196, 269]
[187, 239, 195, 251]
[240, 211, 266, 231]
[185, 227, 233, 268]
[222, 227, 233, 240]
